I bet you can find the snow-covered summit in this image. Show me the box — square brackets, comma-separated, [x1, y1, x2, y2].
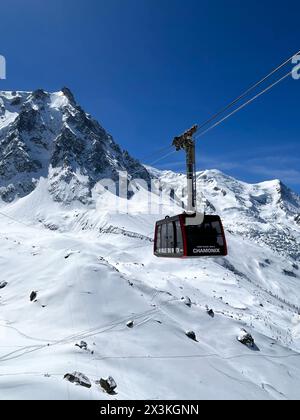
[0, 88, 150, 203]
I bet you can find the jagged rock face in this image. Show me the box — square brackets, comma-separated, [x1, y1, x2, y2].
[0, 89, 150, 203]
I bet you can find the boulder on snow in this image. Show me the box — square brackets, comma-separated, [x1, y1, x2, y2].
[238, 329, 255, 347]
[75, 341, 94, 355]
[99, 376, 117, 394]
[75, 341, 88, 350]
[30, 291, 37, 302]
[126, 321, 134, 329]
[0, 281, 8, 289]
[206, 308, 215, 318]
[182, 297, 192, 308]
[186, 331, 198, 342]
[283, 269, 297, 278]
[64, 372, 91, 389]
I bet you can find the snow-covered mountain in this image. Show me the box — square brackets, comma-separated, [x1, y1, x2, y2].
[0, 90, 300, 400]
[0, 89, 150, 203]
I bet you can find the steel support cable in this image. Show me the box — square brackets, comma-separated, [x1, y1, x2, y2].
[123, 148, 176, 185]
[146, 148, 176, 167]
[136, 52, 300, 175]
[195, 49, 300, 135]
[195, 70, 293, 139]
[138, 145, 174, 163]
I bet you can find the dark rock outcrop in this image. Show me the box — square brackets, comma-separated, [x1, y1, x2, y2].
[238, 329, 255, 347]
[64, 372, 92, 389]
[99, 377, 117, 394]
[30, 291, 37, 302]
[186, 331, 198, 342]
[0, 89, 151, 203]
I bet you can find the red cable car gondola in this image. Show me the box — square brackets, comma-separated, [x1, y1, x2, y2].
[154, 125, 228, 259]
[154, 213, 227, 258]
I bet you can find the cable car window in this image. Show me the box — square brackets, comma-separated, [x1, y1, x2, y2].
[161, 223, 167, 253]
[166, 222, 175, 254]
[204, 223, 218, 246]
[211, 221, 224, 246]
[186, 224, 218, 247]
[217, 236, 224, 247]
[211, 221, 222, 234]
[186, 219, 224, 250]
[175, 220, 183, 254]
[156, 225, 162, 253]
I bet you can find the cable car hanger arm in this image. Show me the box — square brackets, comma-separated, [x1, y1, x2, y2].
[172, 125, 204, 226]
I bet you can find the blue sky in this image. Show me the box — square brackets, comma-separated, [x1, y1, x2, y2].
[0, 0, 299, 192]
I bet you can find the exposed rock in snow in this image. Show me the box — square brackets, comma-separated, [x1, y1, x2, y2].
[283, 270, 297, 278]
[64, 372, 92, 389]
[75, 341, 88, 351]
[99, 377, 117, 394]
[238, 329, 255, 347]
[30, 291, 37, 302]
[0, 281, 7, 289]
[186, 331, 198, 342]
[182, 297, 192, 308]
[206, 307, 215, 318]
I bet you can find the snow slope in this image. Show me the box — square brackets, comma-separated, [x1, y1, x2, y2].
[0, 172, 300, 400]
[0, 88, 299, 400]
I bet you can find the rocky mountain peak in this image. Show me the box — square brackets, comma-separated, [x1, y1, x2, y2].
[61, 87, 76, 105]
[0, 88, 150, 203]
